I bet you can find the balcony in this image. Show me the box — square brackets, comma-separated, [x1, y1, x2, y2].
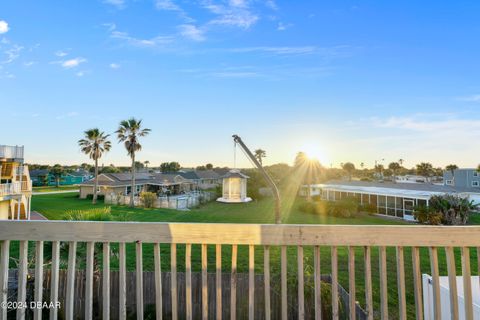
[0, 182, 22, 197]
[0, 222, 479, 319]
[0, 145, 24, 160]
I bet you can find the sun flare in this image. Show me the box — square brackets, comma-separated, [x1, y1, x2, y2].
[300, 142, 330, 165]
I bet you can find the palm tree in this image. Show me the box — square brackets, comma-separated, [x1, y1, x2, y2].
[416, 162, 434, 182]
[342, 162, 355, 181]
[254, 149, 267, 166]
[116, 118, 151, 207]
[445, 164, 458, 185]
[398, 159, 404, 166]
[144, 160, 150, 168]
[78, 128, 112, 204]
[388, 162, 401, 183]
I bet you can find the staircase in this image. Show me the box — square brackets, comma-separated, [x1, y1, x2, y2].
[10, 202, 26, 220]
[0, 162, 13, 179]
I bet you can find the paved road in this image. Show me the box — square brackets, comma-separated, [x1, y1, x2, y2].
[32, 189, 79, 195]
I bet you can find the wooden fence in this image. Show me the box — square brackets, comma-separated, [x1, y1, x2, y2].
[5, 270, 365, 319]
[1, 221, 480, 320]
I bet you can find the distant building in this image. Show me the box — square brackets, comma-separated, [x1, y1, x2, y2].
[444, 168, 480, 189]
[0, 145, 32, 220]
[78, 172, 195, 199]
[30, 168, 92, 186]
[301, 180, 480, 221]
[394, 175, 429, 184]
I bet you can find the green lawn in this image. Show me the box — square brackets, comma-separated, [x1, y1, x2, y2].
[32, 185, 79, 193]
[23, 193, 480, 319]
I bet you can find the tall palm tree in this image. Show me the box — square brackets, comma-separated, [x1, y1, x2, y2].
[116, 118, 151, 207]
[445, 164, 458, 185]
[388, 162, 401, 183]
[78, 128, 112, 204]
[254, 149, 267, 166]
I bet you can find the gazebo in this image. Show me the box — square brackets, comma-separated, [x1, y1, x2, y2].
[217, 169, 252, 203]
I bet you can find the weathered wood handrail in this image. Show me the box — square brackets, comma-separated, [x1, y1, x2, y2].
[1, 221, 480, 246]
[0, 221, 479, 320]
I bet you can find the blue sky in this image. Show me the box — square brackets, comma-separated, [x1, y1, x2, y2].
[1, 1, 480, 168]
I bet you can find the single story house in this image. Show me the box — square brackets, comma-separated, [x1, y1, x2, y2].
[78, 172, 195, 199]
[301, 180, 480, 221]
[164, 170, 222, 190]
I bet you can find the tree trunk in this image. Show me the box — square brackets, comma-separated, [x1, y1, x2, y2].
[130, 154, 135, 207]
[93, 158, 98, 205]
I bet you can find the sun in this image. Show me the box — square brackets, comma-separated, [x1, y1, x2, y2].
[300, 142, 330, 165]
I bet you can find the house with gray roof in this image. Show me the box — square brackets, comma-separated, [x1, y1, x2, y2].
[78, 172, 194, 199]
[443, 168, 480, 189]
[301, 180, 480, 221]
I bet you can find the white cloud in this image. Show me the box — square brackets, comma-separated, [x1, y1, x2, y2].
[373, 116, 480, 132]
[55, 50, 69, 57]
[178, 24, 205, 41]
[265, 0, 277, 10]
[61, 57, 86, 68]
[2, 45, 23, 64]
[76, 71, 85, 77]
[211, 71, 259, 78]
[0, 20, 9, 34]
[277, 22, 292, 31]
[110, 30, 173, 47]
[103, 0, 125, 9]
[202, 0, 259, 29]
[23, 61, 36, 67]
[155, 0, 181, 11]
[458, 94, 480, 102]
[56, 111, 79, 120]
[229, 0, 247, 8]
[209, 11, 258, 29]
[109, 63, 120, 69]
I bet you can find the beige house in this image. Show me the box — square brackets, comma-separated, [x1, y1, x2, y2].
[78, 172, 195, 199]
[0, 145, 32, 220]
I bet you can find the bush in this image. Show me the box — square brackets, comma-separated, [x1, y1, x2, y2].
[327, 197, 359, 218]
[140, 192, 157, 208]
[428, 194, 476, 225]
[413, 205, 442, 225]
[298, 201, 328, 215]
[360, 203, 377, 215]
[64, 207, 112, 221]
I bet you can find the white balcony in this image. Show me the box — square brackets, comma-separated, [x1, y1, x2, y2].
[0, 182, 22, 197]
[0, 145, 24, 160]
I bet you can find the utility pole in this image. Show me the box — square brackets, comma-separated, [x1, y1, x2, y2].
[232, 135, 282, 224]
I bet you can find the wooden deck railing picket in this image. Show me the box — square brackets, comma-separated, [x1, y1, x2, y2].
[0, 221, 480, 320]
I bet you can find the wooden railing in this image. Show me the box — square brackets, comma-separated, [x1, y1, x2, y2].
[0, 182, 21, 197]
[0, 145, 24, 160]
[0, 221, 480, 320]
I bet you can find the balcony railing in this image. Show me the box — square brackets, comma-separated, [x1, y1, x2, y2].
[0, 222, 479, 319]
[0, 182, 22, 197]
[0, 145, 24, 160]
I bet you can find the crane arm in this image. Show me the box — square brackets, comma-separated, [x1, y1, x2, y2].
[232, 134, 282, 224]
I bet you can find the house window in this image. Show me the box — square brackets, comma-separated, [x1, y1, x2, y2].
[472, 181, 480, 187]
[474, 171, 479, 177]
[446, 180, 453, 185]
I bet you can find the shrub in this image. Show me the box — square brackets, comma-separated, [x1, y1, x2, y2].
[360, 203, 377, 215]
[428, 194, 476, 225]
[413, 205, 442, 225]
[298, 200, 328, 215]
[140, 192, 157, 208]
[64, 207, 112, 221]
[327, 197, 359, 218]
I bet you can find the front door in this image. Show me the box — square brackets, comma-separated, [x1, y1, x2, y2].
[403, 199, 415, 221]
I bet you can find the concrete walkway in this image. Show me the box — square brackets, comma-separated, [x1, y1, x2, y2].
[32, 189, 79, 195]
